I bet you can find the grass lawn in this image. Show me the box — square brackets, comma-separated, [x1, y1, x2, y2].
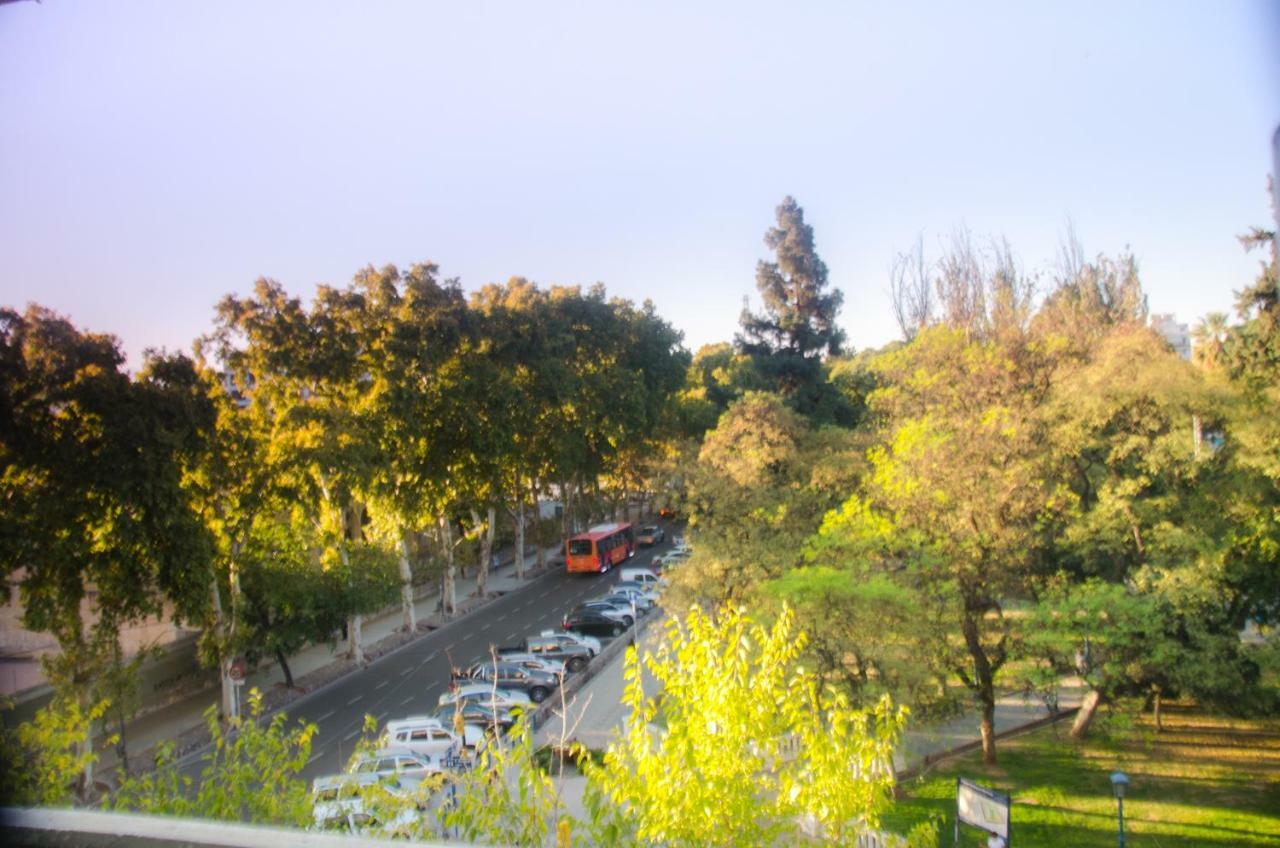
[883, 702, 1280, 846]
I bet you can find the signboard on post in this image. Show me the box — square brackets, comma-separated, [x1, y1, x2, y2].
[956, 777, 1010, 845]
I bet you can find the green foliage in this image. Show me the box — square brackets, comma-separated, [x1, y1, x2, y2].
[0, 696, 112, 806]
[111, 689, 316, 826]
[584, 605, 909, 847]
[0, 307, 215, 707]
[736, 197, 850, 423]
[441, 719, 572, 846]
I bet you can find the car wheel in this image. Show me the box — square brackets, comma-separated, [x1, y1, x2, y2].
[623, 615, 634, 627]
[567, 656, 587, 673]
[529, 686, 549, 703]
[609, 623, 623, 637]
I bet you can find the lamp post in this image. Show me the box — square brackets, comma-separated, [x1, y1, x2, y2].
[1110, 770, 1130, 847]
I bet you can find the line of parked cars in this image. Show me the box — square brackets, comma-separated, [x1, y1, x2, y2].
[309, 564, 668, 834]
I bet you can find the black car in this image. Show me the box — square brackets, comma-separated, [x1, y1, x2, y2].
[563, 608, 627, 638]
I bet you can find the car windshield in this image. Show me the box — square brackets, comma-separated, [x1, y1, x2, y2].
[568, 539, 593, 555]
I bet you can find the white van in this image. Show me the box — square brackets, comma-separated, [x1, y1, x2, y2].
[619, 567, 661, 586]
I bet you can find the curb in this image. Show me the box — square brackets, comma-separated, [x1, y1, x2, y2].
[896, 705, 1081, 783]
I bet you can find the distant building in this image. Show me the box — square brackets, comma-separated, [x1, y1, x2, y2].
[1149, 313, 1191, 360]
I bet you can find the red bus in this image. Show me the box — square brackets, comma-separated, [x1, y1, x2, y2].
[566, 522, 635, 574]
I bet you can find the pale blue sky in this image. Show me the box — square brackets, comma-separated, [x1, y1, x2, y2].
[2, 1, 1277, 364]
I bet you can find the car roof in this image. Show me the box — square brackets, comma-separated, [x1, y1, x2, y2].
[385, 716, 447, 730]
[314, 773, 384, 791]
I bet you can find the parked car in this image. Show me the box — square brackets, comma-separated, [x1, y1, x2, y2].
[564, 607, 627, 637]
[538, 628, 601, 657]
[498, 636, 592, 672]
[614, 580, 660, 604]
[437, 682, 531, 711]
[621, 567, 662, 586]
[597, 591, 653, 613]
[460, 661, 558, 703]
[636, 524, 665, 546]
[381, 717, 463, 760]
[576, 600, 634, 627]
[347, 749, 441, 786]
[490, 650, 567, 676]
[658, 506, 677, 519]
[434, 700, 516, 734]
[311, 773, 421, 834]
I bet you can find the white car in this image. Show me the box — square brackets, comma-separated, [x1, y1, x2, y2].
[311, 773, 421, 834]
[347, 749, 441, 785]
[539, 629, 601, 655]
[437, 683, 531, 711]
[614, 580, 659, 602]
[577, 600, 634, 626]
[382, 716, 463, 760]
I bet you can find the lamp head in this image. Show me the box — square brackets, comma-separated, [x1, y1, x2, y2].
[1110, 770, 1129, 799]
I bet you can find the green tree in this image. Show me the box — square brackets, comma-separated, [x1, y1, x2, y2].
[0, 306, 214, 789]
[0, 696, 113, 806]
[584, 605, 915, 847]
[112, 689, 316, 826]
[812, 325, 1058, 763]
[737, 196, 849, 423]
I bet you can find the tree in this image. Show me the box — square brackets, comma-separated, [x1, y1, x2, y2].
[0, 306, 214, 789]
[583, 605, 915, 847]
[737, 197, 847, 422]
[112, 689, 316, 826]
[0, 696, 112, 806]
[812, 325, 1058, 763]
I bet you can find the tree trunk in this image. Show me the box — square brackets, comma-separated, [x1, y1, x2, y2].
[960, 608, 1000, 763]
[398, 528, 417, 633]
[512, 473, 526, 580]
[979, 698, 996, 764]
[276, 648, 295, 689]
[439, 514, 457, 615]
[1071, 689, 1102, 739]
[343, 503, 365, 665]
[533, 478, 548, 571]
[1153, 689, 1163, 732]
[210, 577, 239, 722]
[473, 507, 495, 598]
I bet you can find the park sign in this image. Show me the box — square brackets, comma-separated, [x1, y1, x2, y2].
[956, 777, 1011, 843]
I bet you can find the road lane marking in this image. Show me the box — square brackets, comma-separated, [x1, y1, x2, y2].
[344, 729, 360, 741]
[400, 667, 413, 676]
[480, 622, 491, 631]
[347, 695, 362, 705]
[375, 679, 389, 690]
[424, 651, 437, 663]
[316, 710, 335, 722]
[401, 695, 414, 706]
[307, 752, 323, 765]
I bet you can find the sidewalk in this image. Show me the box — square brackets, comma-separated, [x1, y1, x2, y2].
[97, 542, 564, 774]
[536, 622, 1084, 822]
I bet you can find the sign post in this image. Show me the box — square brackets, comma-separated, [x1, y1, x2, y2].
[956, 777, 1011, 846]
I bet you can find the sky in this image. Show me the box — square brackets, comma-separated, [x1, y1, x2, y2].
[1, 1, 1278, 365]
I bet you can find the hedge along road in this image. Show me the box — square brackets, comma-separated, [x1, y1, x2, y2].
[180, 533, 676, 786]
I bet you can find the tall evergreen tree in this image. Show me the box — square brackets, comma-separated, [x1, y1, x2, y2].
[736, 197, 848, 422]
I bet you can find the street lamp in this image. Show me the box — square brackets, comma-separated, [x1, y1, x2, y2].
[1110, 770, 1130, 848]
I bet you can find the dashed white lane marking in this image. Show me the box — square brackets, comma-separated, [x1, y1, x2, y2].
[480, 622, 491, 631]
[316, 710, 335, 723]
[496, 613, 507, 621]
[506, 631, 519, 641]
[375, 679, 389, 690]
[347, 695, 362, 705]
[424, 651, 437, 663]
[307, 752, 323, 765]
[461, 631, 473, 640]
[400, 667, 413, 676]
[401, 695, 415, 706]
[343, 729, 360, 741]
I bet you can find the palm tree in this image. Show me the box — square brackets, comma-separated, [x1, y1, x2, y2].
[1192, 312, 1230, 369]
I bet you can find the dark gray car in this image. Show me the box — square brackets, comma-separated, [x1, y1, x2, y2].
[464, 660, 559, 703]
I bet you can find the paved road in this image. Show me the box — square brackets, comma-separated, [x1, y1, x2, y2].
[182, 533, 676, 785]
